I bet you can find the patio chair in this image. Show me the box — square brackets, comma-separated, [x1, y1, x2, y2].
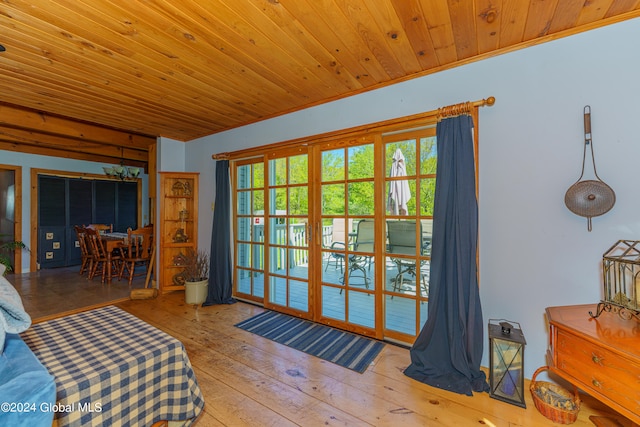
[324, 218, 353, 273]
[325, 241, 346, 273]
[387, 220, 428, 295]
[341, 219, 374, 289]
[420, 219, 433, 255]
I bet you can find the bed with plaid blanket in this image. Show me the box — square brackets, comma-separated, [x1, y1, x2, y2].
[21, 306, 204, 427]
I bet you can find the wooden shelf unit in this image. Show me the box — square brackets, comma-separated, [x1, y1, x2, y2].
[158, 172, 199, 293]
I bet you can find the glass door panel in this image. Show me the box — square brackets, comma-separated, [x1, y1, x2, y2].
[319, 141, 378, 333]
[383, 128, 436, 341]
[264, 152, 311, 317]
[234, 160, 265, 301]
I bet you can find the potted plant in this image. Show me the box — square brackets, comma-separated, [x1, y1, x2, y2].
[182, 249, 209, 305]
[0, 233, 29, 276]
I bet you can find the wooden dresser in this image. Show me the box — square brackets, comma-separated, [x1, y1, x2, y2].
[546, 304, 640, 424]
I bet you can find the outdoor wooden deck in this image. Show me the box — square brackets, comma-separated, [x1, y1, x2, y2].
[237, 255, 429, 339]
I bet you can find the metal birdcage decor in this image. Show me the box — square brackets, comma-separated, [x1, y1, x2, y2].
[590, 240, 640, 321]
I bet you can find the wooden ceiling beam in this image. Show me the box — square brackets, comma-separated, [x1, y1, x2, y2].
[0, 104, 156, 149]
[0, 139, 147, 168]
[0, 126, 148, 162]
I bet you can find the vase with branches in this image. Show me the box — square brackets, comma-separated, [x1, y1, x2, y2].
[182, 249, 209, 282]
[180, 248, 209, 305]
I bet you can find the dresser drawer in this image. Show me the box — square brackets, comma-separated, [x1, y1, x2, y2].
[556, 329, 640, 412]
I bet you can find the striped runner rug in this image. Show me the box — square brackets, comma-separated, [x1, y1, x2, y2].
[235, 310, 385, 373]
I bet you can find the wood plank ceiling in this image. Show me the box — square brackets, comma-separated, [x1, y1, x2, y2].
[0, 0, 639, 166]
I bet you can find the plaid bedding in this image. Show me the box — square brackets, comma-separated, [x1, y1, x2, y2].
[21, 306, 204, 427]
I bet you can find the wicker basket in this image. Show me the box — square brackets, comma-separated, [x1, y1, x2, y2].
[530, 366, 581, 424]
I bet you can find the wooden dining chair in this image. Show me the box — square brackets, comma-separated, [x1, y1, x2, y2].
[118, 227, 154, 286]
[85, 227, 121, 283]
[73, 225, 92, 276]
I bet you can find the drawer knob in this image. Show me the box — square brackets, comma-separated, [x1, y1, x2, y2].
[591, 353, 604, 365]
[592, 379, 602, 388]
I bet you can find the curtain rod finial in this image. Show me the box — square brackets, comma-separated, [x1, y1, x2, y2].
[486, 96, 495, 106]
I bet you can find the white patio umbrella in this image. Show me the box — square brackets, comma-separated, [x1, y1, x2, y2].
[387, 148, 411, 215]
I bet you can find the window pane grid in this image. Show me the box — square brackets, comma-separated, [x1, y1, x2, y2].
[231, 120, 459, 344]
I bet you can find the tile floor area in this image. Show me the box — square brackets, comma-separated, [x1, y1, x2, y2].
[8, 266, 147, 320]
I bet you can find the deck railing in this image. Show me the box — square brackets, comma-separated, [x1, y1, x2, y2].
[245, 224, 333, 270]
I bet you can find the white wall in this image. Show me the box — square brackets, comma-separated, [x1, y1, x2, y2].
[0, 150, 150, 273]
[158, 137, 186, 172]
[187, 18, 640, 379]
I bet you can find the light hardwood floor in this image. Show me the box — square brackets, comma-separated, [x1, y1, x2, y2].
[10, 269, 634, 426]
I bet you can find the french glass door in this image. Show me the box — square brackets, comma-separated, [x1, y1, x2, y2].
[234, 149, 312, 317]
[231, 124, 440, 345]
[381, 128, 436, 342]
[263, 150, 311, 316]
[316, 138, 379, 336]
[234, 159, 266, 303]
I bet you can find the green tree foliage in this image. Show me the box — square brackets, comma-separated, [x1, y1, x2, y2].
[347, 145, 375, 215]
[256, 136, 437, 220]
[288, 156, 308, 216]
[384, 137, 437, 216]
[267, 155, 309, 217]
[321, 149, 345, 215]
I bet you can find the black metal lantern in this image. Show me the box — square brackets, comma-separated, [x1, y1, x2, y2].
[488, 319, 527, 408]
